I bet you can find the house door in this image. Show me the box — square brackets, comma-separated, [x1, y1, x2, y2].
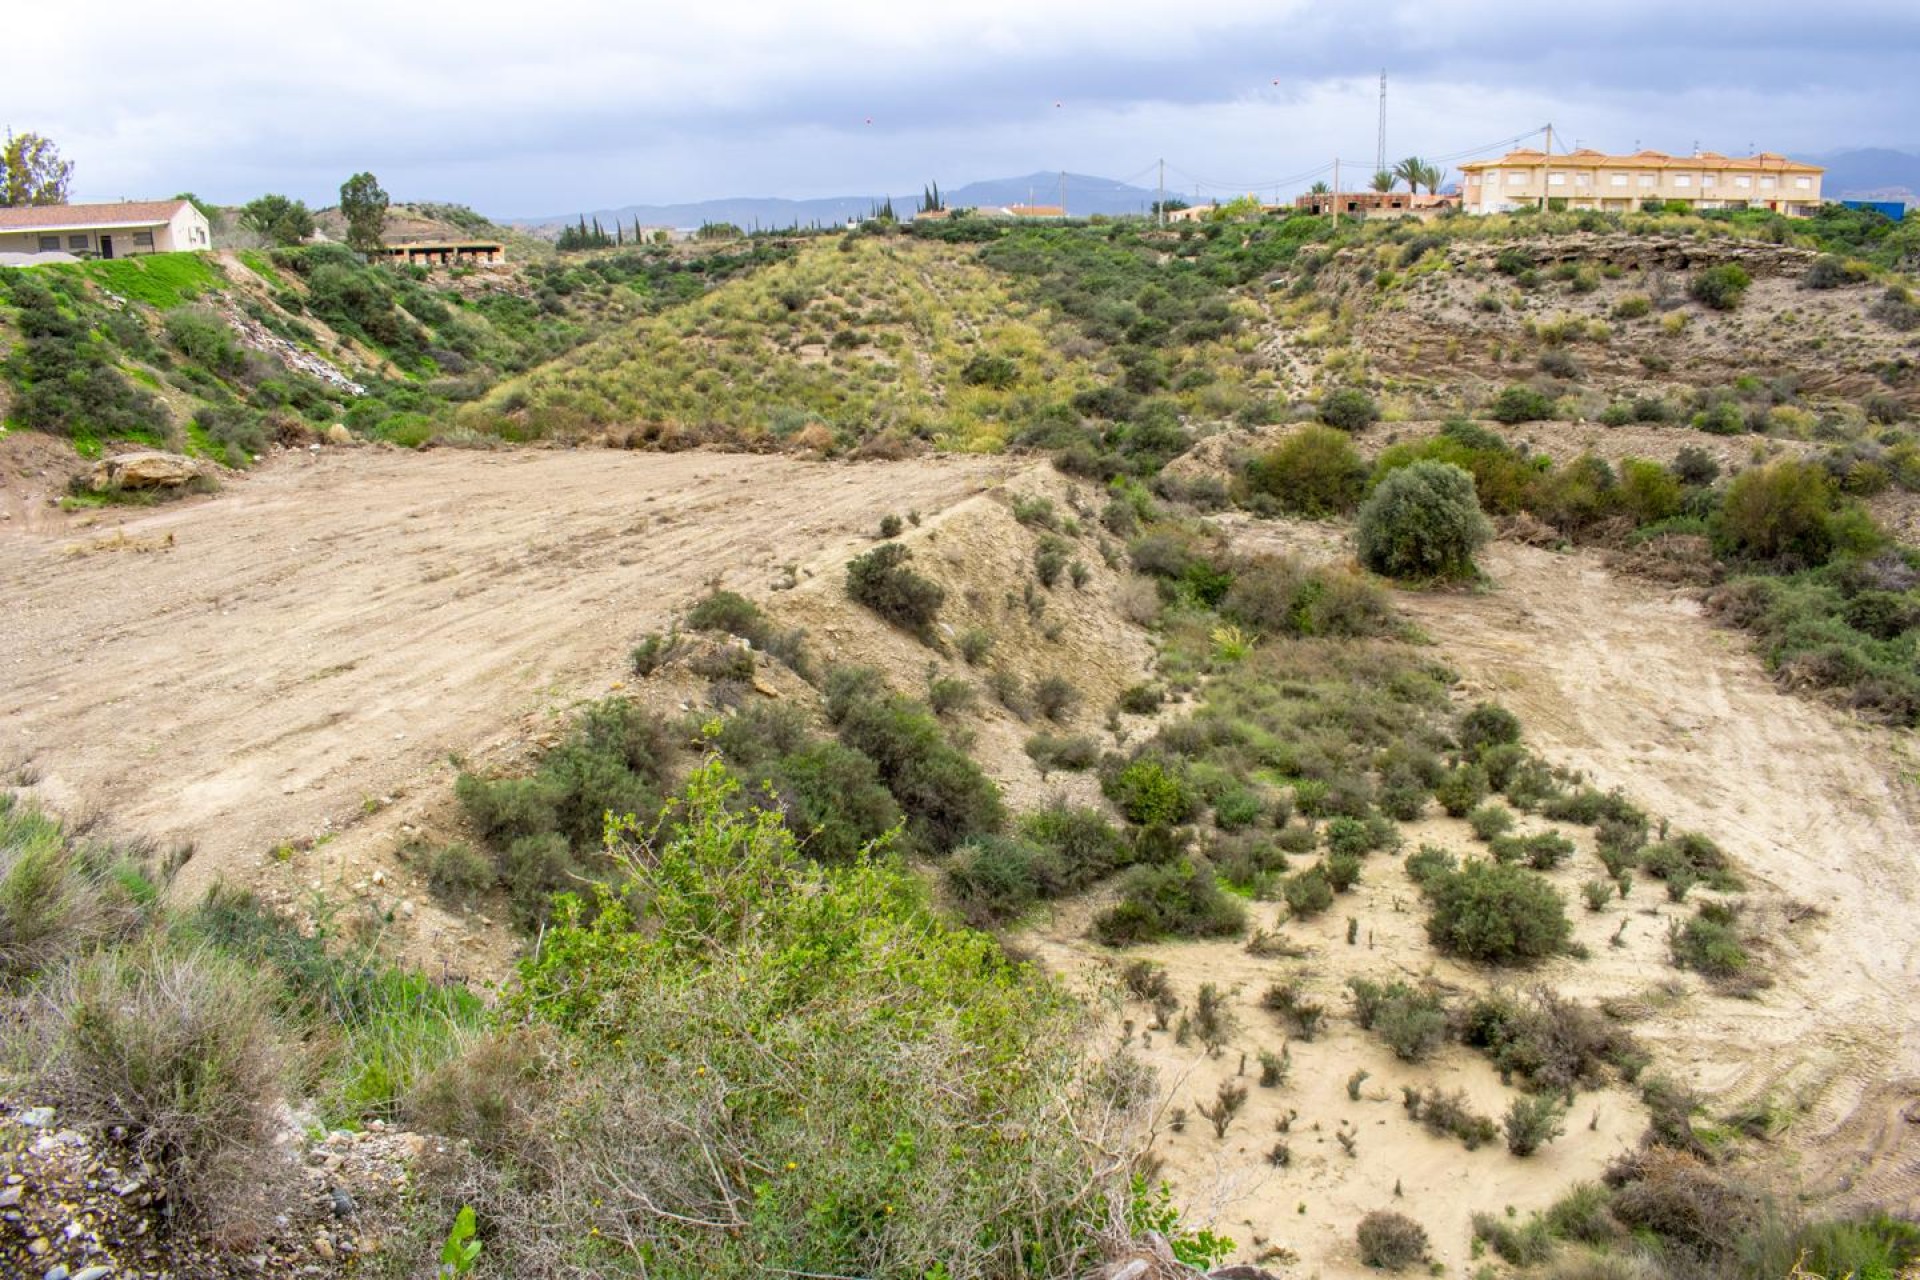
[99, 236, 115, 260]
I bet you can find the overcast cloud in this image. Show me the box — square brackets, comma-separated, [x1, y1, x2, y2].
[12, 0, 1918, 218]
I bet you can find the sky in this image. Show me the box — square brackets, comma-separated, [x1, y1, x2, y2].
[12, 0, 1919, 219]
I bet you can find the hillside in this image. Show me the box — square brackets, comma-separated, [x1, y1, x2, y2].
[465, 230, 1270, 452]
[2, 203, 1919, 1280]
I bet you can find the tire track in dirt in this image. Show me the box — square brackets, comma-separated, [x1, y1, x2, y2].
[1, 447, 1010, 898]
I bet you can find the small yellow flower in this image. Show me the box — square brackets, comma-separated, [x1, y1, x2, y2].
[785, 1161, 798, 1171]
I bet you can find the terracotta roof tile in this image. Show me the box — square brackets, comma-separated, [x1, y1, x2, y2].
[0, 200, 190, 231]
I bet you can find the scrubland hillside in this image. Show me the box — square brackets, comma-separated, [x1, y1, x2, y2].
[2, 202, 1918, 1279]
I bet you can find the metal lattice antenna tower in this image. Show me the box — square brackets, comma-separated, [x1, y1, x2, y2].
[1375, 70, 1387, 177]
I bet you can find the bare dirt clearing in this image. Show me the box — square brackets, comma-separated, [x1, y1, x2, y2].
[1023, 529, 1920, 1276]
[1395, 543, 1920, 1211]
[2, 446, 1009, 933]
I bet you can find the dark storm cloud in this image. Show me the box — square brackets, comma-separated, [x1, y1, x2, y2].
[15, 0, 1916, 214]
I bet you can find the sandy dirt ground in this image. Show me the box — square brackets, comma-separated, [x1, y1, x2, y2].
[1397, 543, 1920, 1211]
[1024, 530, 1919, 1276]
[1, 445, 1009, 952]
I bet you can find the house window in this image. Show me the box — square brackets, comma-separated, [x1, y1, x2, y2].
[1735, 175, 1752, 188]
[133, 231, 155, 247]
[1637, 174, 1656, 188]
[1673, 174, 1693, 187]
[1760, 176, 1777, 189]
[1575, 173, 1592, 187]
[1548, 172, 1566, 186]
[38, 235, 60, 252]
[1794, 177, 1812, 190]
[68, 234, 89, 251]
[1610, 173, 1628, 187]
[1702, 174, 1717, 188]
[1506, 171, 1526, 186]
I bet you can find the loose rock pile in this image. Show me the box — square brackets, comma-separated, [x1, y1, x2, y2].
[0, 1101, 443, 1279]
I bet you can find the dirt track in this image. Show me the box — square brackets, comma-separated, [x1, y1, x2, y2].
[1, 446, 1007, 899]
[1398, 543, 1920, 1212]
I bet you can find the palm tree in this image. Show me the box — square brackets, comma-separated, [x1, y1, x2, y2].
[1370, 170, 1397, 193]
[1308, 180, 1330, 195]
[1392, 156, 1430, 194]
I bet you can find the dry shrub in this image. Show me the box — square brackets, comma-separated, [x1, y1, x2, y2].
[1606, 1147, 1761, 1258]
[35, 941, 293, 1243]
[1357, 1209, 1430, 1270]
[406, 1026, 559, 1165]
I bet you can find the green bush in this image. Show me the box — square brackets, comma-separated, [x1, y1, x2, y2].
[1221, 553, 1394, 637]
[1091, 859, 1246, 945]
[1034, 535, 1070, 587]
[960, 351, 1018, 388]
[1243, 426, 1369, 517]
[1319, 387, 1381, 432]
[488, 762, 1144, 1277]
[1458, 988, 1647, 1093]
[1104, 756, 1198, 826]
[1281, 863, 1335, 918]
[1424, 860, 1571, 964]
[1468, 803, 1515, 841]
[0, 797, 154, 980]
[1025, 731, 1099, 773]
[846, 542, 945, 638]
[1473, 1211, 1554, 1265]
[1, 273, 173, 441]
[456, 697, 676, 902]
[1713, 459, 1857, 568]
[425, 842, 492, 901]
[1033, 673, 1081, 721]
[1355, 461, 1492, 580]
[1458, 702, 1522, 755]
[1689, 263, 1751, 311]
[1670, 901, 1751, 978]
[758, 739, 903, 863]
[1488, 384, 1556, 424]
[1434, 763, 1490, 817]
[1348, 977, 1449, 1062]
[1505, 1093, 1567, 1155]
[833, 688, 1004, 853]
[1403, 844, 1457, 889]
[946, 835, 1064, 925]
[1018, 804, 1130, 886]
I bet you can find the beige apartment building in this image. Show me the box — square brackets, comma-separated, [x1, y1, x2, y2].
[1458, 149, 1823, 216]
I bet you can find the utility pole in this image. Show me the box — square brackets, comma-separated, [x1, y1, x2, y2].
[1158, 158, 1166, 226]
[1331, 157, 1340, 227]
[1376, 69, 1387, 179]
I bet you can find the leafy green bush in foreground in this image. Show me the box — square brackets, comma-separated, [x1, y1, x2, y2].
[430, 762, 1153, 1277]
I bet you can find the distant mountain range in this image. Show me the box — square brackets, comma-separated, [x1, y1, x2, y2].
[1809, 148, 1920, 204]
[510, 171, 1164, 235]
[509, 151, 1918, 237]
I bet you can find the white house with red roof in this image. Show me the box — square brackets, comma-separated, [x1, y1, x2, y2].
[0, 199, 212, 260]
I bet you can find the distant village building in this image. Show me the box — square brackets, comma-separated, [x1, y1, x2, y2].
[366, 240, 506, 267]
[1164, 193, 1459, 223]
[1290, 192, 1460, 219]
[911, 204, 1067, 222]
[1458, 149, 1824, 216]
[0, 199, 212, 260]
